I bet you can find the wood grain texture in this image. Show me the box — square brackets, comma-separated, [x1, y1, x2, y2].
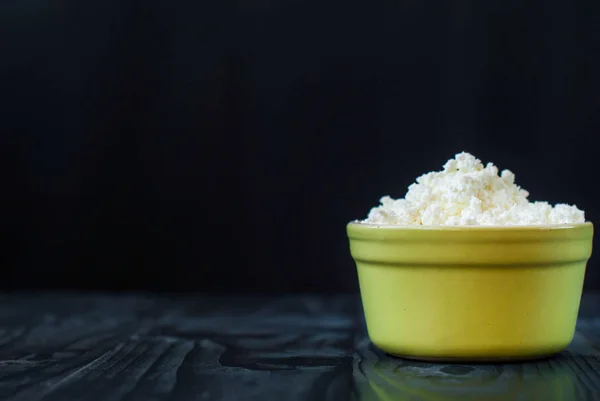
[0, 293, 597, 400]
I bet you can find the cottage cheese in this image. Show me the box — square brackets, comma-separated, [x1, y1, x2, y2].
[362, 152, 585, 226]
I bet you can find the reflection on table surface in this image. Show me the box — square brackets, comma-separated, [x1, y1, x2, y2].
[355, 328, 600, 401]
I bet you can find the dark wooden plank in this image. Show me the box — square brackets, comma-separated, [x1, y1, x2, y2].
[0, 294, 357, 401]
[0, 293, 597, 400]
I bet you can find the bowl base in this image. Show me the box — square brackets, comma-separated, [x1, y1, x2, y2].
[388, 352, 558, 363]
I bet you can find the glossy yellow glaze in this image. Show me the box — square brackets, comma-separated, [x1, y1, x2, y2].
[347, 222, 594, 361]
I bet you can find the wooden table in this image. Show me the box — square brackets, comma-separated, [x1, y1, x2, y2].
[0, 293, 598, 400]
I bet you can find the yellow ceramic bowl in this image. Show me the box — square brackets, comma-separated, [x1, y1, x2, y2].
[347, 222, 594, 362]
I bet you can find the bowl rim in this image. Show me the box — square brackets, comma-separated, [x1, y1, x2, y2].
[347, 221, 593, 231]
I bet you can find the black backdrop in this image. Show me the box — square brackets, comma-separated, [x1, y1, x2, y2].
[1, 0, 599, 293]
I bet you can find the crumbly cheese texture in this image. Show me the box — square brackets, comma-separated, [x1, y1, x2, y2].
[363, 152, 585, 226]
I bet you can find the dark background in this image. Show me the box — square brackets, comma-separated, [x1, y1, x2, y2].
[1, 0, 599, 293]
